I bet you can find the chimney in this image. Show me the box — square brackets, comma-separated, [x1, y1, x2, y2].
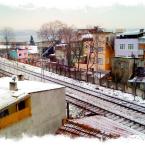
[17, 74, 24, 81]
[9, 82, 17, 91]
[140, 29, 144, 33]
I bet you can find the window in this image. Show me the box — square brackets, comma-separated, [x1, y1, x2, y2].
[98, 47, 103, 52]
[90, 47, 94, 53]
[0, 109, 9, 118]
[128, 44, 134, 50]
[97, 58, 103, 65]
[18, 100, 26, 110]
[0, 97, 31, 129]
[120, 44, 125, 49]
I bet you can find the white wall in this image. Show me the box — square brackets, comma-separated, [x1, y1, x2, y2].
[0, 88, 66, 138]
[115, 39, 139, 57]
[28, 46, 38, 54]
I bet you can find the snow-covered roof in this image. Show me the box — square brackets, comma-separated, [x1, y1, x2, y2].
[0, 77, 64, 110]
[28, 46, 38, 54]
[81, 34, 93, 40]
[117, 30, 144, 37]
[56, 43, 67, 47]
[0, 45, 11, 49]
[16, 46, 28, 50]
[128, 77, 145, 83]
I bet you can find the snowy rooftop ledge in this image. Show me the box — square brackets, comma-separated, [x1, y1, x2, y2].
[1, 57, 145, 107]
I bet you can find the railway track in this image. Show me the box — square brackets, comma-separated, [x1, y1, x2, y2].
[0, 69, 13, 77]
[0, 59, 145, 134]
[66, 94, 145, 134]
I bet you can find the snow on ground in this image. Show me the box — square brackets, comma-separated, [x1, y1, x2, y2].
[1, 58, 145, 107]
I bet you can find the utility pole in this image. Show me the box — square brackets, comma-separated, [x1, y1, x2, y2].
[5, 36, 9, 59]
[131, 53, 136, 100]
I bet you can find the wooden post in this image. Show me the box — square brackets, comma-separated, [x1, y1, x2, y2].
[80, 68, 82, 81]
[92, 68, 95, 84]
[68, 67, 71, 78]
[74, 67, 76, 79]
[64, 66, 66, 76]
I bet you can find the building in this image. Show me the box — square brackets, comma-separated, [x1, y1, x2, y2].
[0, 42, 27, 58]
[9, 45, 40, 64]
[112, 29, 145, 84]
[27, 45, 39, 64]
[0, 76, 65, 138]
[76, 30, 114, 73]
[138, 36, 145, 59]
[93, 32, 114, 71]
[36, 41, 56, 56]
[111, 57, 143, 83]
[76, 33, 95, 70]
[55, 43, 68, 65]
[115, 29, 145, 58]
[55, 41, 83, 66]
[9, 46, 28, 63]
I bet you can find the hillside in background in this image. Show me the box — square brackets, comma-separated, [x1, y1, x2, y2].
[0, 29, 38, 42]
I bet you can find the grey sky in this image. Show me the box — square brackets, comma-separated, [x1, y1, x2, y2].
[0, 4, 145, 30]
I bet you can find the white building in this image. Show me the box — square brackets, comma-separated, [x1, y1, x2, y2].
[0, 76, 65, 138]
[115, 30, 145, 58]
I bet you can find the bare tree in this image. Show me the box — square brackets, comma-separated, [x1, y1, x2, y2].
[58, 26, 81, 67]
[84, 26, 103, 81]
[38, 20, 82, 67]
[1, 27, 15, 58]
[37, 20, 66, 41]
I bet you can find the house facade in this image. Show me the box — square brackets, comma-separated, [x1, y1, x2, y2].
[138, 36, 145, 59]
[55, 43, 68, 65]
[9, 46, 28, 63]
[112, 29, 145, 84]
[94, 32, 114, 71]
[115, 30, 145, 58]
[76, 30, 114, 73]
[27, 45, 39, 64]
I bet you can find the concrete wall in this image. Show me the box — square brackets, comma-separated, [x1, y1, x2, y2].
[0, 88, 66, 138]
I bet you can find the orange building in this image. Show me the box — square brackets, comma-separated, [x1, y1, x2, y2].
[94, 32, 114, 71]
[139, 36, 145, 59]
[76, 31, 114, 73]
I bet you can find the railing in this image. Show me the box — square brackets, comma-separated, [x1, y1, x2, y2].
[0, 107, 31, 129]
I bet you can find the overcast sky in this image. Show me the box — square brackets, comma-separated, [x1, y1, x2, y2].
[0, 0, 145, 9]
[0, 0, 145, 30]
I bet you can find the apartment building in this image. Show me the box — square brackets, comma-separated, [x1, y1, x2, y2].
[77, 30, 114, 73]
[112, 29, 145, 83]
[115, 29, 145, 58]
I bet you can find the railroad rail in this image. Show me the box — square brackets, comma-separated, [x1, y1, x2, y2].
[0, 59, 145, 134]
[66, 94, 145, 134]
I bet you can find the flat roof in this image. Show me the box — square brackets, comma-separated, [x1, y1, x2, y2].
[0, 77, 64, 111]
[57, 115, 142, 138]
[117, 30, 144, 37]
